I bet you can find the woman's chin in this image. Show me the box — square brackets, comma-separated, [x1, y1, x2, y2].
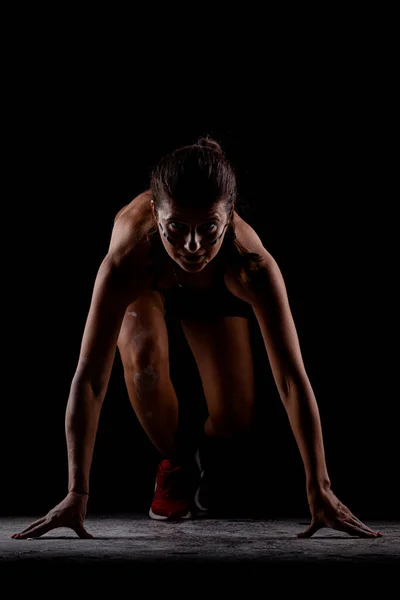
[179, 261, 206, 271]
[177, 255, 209, 270]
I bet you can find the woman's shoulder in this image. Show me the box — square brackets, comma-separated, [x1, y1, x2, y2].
[222, 213, 272, 300]
[112, 191, 154, 234]
[224, 212, 270, 270]
[108, 191, 158, 272]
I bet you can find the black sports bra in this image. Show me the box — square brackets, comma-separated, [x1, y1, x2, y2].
[147, 228, 252, 320]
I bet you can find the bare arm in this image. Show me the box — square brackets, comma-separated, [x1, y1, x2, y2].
[248, 258, 329, 489]
[66, 256, 135, 494]
[231, 223, 382, 538]
[12, 206, 152, 539]
[66, 208, 153, 494]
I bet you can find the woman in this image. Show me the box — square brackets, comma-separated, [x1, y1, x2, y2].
[12, 137, 382, 539]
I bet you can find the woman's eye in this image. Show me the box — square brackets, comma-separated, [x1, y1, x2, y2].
[169, 222, 216, 232]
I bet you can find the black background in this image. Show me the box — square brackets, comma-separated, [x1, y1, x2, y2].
[2, 23, 398, 521]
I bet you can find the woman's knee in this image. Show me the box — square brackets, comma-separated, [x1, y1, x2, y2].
[120, 333, 168, 371]
[121, 343, 170, 397]
[131, 362, 163, 395]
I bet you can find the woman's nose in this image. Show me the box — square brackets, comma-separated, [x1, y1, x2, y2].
[183, 230, 202, 253]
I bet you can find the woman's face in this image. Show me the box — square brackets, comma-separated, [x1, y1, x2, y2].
[151, 198, 232, 272]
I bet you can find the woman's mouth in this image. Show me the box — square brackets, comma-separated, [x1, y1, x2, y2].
[179, 254, 206, 263]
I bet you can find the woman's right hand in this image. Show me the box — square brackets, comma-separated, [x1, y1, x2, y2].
[11, 492, 94, 539]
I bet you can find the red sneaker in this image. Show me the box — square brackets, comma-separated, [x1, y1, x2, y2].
[149, 459, 198, 520]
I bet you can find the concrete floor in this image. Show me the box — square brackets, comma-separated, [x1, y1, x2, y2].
[1, 515, 398, 589]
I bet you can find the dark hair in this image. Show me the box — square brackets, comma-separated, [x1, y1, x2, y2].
[149, 136, 264, 288]
[150, 136, 237, 218]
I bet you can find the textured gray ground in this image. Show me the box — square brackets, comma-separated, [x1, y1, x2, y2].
[1, 516, 398, 589]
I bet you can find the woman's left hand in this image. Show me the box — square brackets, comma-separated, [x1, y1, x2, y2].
[297, 488, 383, 538]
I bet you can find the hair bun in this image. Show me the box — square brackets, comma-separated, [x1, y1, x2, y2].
[197, 136, 223, 155]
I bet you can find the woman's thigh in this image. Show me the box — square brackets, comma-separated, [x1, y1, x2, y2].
[180, 315, 255, 435]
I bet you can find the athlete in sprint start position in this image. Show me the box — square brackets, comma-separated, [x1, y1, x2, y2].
[12, 137, 382, 540]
